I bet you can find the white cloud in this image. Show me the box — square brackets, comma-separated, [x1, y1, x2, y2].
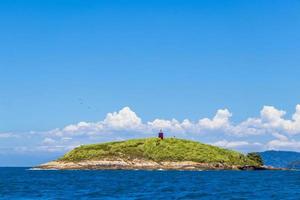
[147, 119, 189, 133]
[0, 133, 18, 138]
[198, 109, 232, 130]
[42, 138, 56, 145]
[103, 107, 142, 130]
[260, 106, 286, 123]
[272, 132, 288, 141]
[249, 105, 300, 135]
[267, 139, 300, 151]
[36, 145, 77, 153]
[212, 140, 263, 149]
[52, 107, 143, 137]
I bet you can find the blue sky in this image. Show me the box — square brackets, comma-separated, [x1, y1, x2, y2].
[1, 0, 300, 166]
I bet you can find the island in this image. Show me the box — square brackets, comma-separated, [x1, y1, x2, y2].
[37, 137, 276, 170]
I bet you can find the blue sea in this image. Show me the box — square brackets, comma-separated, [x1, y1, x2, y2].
[1, 168, 300, 199]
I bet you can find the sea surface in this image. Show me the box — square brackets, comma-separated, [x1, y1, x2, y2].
[1, 168, 300, 199]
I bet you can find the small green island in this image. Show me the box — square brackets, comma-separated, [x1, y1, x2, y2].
[38, 137, 270, 170]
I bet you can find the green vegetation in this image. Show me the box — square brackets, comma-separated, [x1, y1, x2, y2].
[59, 138, 260, 166]
[247, 152, 264, 166]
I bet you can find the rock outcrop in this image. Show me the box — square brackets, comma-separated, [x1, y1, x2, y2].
[37, 159, 272, 170]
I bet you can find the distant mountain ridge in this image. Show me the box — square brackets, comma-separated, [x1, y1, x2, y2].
[258, 150, 300, 169]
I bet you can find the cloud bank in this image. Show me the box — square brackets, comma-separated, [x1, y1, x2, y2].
[50, 105, 300, 137]
[3, 105, 300, 156]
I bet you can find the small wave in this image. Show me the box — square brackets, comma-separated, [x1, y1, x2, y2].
[28, 168, 58, 171]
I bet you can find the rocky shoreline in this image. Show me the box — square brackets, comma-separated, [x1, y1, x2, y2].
[36, 159, 284, 171]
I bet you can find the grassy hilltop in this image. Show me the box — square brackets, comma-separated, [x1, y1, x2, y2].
[59, 138, 260, 166]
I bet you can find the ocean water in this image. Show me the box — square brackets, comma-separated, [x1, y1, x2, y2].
[1, 168, 300, 200]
